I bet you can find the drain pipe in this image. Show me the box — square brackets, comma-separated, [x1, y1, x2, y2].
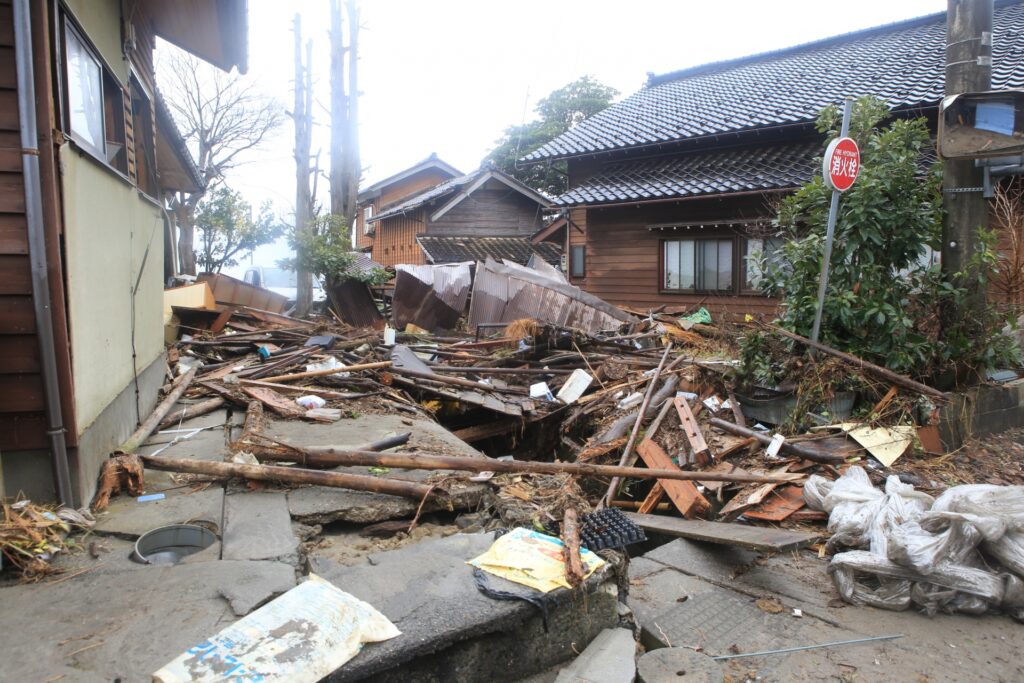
[13, 0, 74, 506]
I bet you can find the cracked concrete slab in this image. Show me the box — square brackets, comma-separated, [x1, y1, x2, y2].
[277, 413, 489, 525]
[0, 559, 295, 683]
[93, 486, 224, 539]
[222, 491, 299, 563]
[311, 533, 618, 682]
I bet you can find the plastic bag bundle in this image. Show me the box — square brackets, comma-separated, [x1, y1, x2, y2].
[817, 469, 1024, 620]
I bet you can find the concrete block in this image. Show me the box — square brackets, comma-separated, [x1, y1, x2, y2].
[93, 486, 224, 539]
[222, 491, 299, 563]
[636, 648, 722, 683]
[311, 533, 618, 682]
[0, 559, 295, 682]
[555, 628, 636, 683]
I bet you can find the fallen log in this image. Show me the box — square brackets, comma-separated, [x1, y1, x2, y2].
[156, 396, 226, 431]
[707, 418, 846, 464]
[252, 432, 412, 468]
[562, 508, 585, 588]
[259, 360, 392, 384]
[250, 447, 803, 485]
[118, 368, 197, 454]
[767, 325, 947, 400]
[238, 379, 372, 399]
[140, 455, 434, 499]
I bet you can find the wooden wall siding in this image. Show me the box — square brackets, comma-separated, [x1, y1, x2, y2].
[569, 197, 780, 320]
[371, 212, 426, 268]
[358, 168, 460, 251]
[0, 1, 51, 449]
[428, 186, 543, 237]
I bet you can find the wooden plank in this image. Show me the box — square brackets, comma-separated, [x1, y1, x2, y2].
[637, 481, 665, 514]
[240, 385, 305, 419]
[0, 254, 31, 294]
[0, 334, 39, 373]
[623, 511, 821, 553]
[0, 89, 18, 131]
[0, 295, 35, 333]
[636, 439, 709, 518]
[0, 411, 48, 450]
[743, 485, 806, 522]
[871, 386, 899, 415]
[452, 417, 520, 443]
[0, 372, 45, 412]
[673, 396, 711, 464]
[0, 212, 28, 254]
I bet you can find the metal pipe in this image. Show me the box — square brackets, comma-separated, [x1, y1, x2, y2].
[13, 0, 73, 506]
[712, 633, 903, 661]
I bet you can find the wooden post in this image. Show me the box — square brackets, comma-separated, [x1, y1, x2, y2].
[141, 455, 434, 500]
[562, 507, 585, 588]
[117, 368, 197, 454]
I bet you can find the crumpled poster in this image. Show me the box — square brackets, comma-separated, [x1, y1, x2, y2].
[468, 527, 605, 593]
[153, 574, 400, 682]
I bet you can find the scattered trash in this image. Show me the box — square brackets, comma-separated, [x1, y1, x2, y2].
[556, 369, 594, 405]
[1, 499, 95, 579]
[295, 395, 327, 410]
[153, 574, 400, 682]
[468, 527, 605, 593]
[137, 493, 166, 503]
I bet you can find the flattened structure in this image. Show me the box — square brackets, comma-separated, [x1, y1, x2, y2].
[392, 262, 472, 332]
[468, 258, 633, 334]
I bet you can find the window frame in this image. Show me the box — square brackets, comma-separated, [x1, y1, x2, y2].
[740, 236, 785, 294]
[363, 205, 375, 234]
[570, 244, 586, 278]
[658, 231, 784, 296]
[58, 11, 132, 182]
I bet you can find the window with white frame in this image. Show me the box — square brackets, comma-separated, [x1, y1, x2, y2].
[742, 237, 784, 291]
[62, 19, 128, 174]
[64, 25, 104, 153]
[660, 232, 784, 295]
[663, 238, 733, 291]
[363, 205, 374, 234]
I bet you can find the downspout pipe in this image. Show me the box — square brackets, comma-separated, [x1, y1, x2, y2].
[13, 0, 74, 506]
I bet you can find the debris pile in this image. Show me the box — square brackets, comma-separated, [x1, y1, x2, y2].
[1, 499, 94, 579]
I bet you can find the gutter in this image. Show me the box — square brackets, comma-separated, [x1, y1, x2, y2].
[13, 0, 74, 506]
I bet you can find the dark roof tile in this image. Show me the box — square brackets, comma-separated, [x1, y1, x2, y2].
[417, 236, 562, 266]
[527, 3, 1024, 162]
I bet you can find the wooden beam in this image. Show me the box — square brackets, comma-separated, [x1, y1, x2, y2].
[673, 396, 711, 465]
[623, 512, 820, 553]
[636, 439, 710, 518]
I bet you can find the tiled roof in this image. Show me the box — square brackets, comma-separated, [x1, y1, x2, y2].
[351, 252, 386, 275]
[526, 2, 1024, 162]
[358, 153, 462, 201]
[373, 172, 478, 222]
[554, 141, 820, 206]
[372, 167, 551, 223]
[417, 236, 562, 266]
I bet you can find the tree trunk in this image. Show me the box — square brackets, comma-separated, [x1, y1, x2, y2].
[293, 15, 314, 317]
[329, 0, 345, 220]
[175, 199, 197, 276]
[343, 0, 360, 233]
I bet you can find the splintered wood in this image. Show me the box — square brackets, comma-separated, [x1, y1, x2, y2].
[673, 396, 711, 465]
[636, 439, 709, 518]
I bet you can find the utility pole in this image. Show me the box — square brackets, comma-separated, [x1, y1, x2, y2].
[942, 0, 992, 319]
[292, 15, 314, 318]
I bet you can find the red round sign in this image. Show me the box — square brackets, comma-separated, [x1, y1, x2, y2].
[822, 137, 860, 192]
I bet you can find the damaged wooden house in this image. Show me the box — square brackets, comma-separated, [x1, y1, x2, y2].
[355, 155, 561, 269]
[524, 1, 1024, 319]
[0, 0, 247, 505]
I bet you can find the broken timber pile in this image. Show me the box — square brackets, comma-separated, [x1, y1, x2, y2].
[110, 269, 966, 560]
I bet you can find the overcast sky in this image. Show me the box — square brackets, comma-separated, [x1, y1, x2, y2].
[158, 0, 947, 273]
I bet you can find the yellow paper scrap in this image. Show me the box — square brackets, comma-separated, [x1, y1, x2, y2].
[835, 422, 915, 467]
[467, 528, 605, 593]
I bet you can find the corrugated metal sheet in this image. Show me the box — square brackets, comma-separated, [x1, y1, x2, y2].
[392, 262, 472, 332]
[327, 280, 385, 330]
[468, 258, 633, 334]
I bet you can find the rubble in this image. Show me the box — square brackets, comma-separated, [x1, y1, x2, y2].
[9, 258, 1024, 681]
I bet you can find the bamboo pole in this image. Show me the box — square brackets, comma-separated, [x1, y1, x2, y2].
[605, 342, 673, 505]
[767, 325, 947, 400]
[156, 396, 226, 431]
[707, 418, 846, 464]
[249, 447, 802, 484]
[259, 360, 392, 383]
[118, 368, 197, 453]
[141, 455, 433, 499]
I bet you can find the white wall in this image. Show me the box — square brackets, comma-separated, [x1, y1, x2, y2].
[60, 149, 165, 432]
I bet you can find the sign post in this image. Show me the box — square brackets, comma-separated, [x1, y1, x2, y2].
[809, 98, 859, 345]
